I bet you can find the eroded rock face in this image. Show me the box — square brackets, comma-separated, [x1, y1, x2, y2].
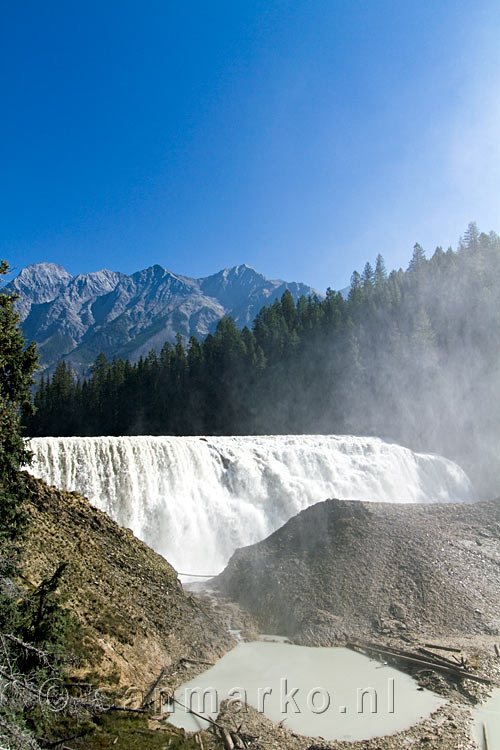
[23, 473, 233, 689]
[215, 497, 500, 643]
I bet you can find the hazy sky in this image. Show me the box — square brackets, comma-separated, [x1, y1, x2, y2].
[1, 0, 499, 292]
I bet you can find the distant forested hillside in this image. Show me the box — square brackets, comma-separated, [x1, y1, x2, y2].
[25, 223, 500, 496]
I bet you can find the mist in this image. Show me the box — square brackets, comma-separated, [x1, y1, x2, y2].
[27, 434, 475, 576]
[27, 221, 500, 498]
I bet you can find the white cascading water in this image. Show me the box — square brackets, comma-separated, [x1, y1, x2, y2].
[28, 435, 476, 575]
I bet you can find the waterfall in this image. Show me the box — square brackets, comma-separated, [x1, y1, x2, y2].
[28, 435, 476, 575]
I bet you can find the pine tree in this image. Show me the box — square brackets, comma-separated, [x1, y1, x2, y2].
[280, 289, 296, 329]
[408, 243, 426, 272]
[51, 361, 76, 434]
[374, 254, 387, 285]
[186, 336, 205, 433]
[0, 261, 38, 541]
[0, 265, 98, 743]
[348, 270, 362, 300]
[362, 262, 374, 288]
[461, 221, 480, 252]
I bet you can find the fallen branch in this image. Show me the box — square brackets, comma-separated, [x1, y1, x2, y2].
[102, 704, 148, 714]
[0, 718, 39, 750]
[180, 657, 215, 666]
[424, 643, 462, 653]
[348, 642, 491, 685]
[483, 722, 490, 750]
[417, 647, 467, 669]
[166, 694, 224, 730]
[2, 633, 54, 667]
[166, 693, 245, 748]
[231, 731, 246, 749]
[141, 666, 167, 708]
[0, 665, 146, 715]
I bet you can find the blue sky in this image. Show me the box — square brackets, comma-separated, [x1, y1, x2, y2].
[1, 0, 499, 292]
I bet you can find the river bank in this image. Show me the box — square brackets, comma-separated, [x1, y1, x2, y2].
[21, 474, 499, 748]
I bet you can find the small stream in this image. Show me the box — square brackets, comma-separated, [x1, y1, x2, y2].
[166, 640, 445, 742]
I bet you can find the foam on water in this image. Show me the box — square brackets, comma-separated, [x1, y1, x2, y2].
[28, 435, 476, 574]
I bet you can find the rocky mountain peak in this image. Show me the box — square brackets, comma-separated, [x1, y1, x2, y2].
[7, 262, 73, 319]
[11, 261, 321, 375]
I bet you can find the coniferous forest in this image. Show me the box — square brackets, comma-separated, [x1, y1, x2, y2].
[25, 223, 500, 496]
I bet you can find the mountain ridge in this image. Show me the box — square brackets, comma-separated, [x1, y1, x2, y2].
[8, 261, 321, 374]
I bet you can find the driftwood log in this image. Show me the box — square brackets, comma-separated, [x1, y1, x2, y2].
[483, 722, 490, 750]
[424, 643, 462, 653]
[179, 656, 215, 667]
[166, 694, 246, 749]
[348, 641, 491, 685]
[417, 647, 467, 668]
[141, 666, 167, 708]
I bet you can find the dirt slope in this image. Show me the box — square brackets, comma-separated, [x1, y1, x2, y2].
[22, 473, 233, 689]
[215, 497, 500, 643]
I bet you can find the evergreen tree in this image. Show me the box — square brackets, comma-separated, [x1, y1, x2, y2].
[0, 262, 80, 747]
[348, 270, 362, 302]
[374, 254, 387, 284]
[0, 261, 38, 541]
[408, 242, 426, 271]
[461, 221, 480, 252]
[23, 222, 500, 495]
[280, 289, 296, 329]
[50, 361, 76, 435]
[362, 261, 374, 288]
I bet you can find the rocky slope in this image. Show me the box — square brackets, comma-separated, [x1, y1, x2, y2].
[215, 497, 500, 643]
[22, 473, 233, 689]
[7, 262, 319, 374]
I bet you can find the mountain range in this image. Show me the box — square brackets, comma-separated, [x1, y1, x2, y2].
[8, 262, 320, 375]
